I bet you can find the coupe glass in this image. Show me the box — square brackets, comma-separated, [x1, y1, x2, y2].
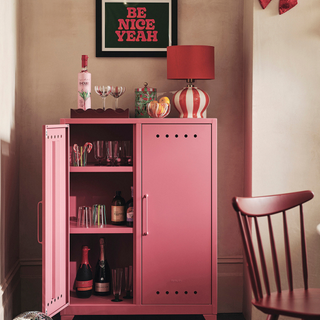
[110, 86, 126, 110]
[95, 86, 112, 110]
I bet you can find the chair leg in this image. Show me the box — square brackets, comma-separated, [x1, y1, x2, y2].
[266, 315, 279, 320]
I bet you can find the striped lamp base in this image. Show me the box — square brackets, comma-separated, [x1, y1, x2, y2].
[173, 86, 210, 118]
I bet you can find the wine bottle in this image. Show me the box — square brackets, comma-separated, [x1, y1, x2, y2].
[75, 246, 93, 298]
[78, 55, 91, 110]
[94, 238, 111, 296]
[126, 186, 133, 227]
[111, 191, 126, 225]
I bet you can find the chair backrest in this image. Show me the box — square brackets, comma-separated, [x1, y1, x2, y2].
[232, 190, 314, 302]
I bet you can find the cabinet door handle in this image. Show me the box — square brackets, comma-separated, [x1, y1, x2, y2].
[142, 194, 149, 236]
[37, 201, 43, 244]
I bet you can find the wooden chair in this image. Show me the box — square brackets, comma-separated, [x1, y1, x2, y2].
[232, 190, 320, 320]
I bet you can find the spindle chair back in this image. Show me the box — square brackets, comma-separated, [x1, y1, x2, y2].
[232, 190, 320, 320]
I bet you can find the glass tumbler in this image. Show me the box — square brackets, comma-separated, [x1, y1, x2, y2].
[123, 266, 133, 299]
[77, 206, 92, 228]
[112, 268, 123, 302]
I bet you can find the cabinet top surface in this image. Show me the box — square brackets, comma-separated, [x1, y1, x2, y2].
[59, 118, 217, 125]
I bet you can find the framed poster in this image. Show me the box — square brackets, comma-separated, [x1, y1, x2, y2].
[96, 0, 177, 57]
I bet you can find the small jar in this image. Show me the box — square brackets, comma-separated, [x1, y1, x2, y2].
[135, 82, 157, 118]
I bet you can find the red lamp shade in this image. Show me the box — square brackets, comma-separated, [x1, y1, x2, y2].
[167, 45, 215, 118]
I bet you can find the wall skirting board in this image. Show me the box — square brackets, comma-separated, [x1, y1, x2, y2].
[218, 256, 244, 313]
[18, 257, 244, 314]
[0, 260, 21, 320]
[20, 258, 42, 312]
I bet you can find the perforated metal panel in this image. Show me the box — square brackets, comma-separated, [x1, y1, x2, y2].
[141, 124, 212, 305]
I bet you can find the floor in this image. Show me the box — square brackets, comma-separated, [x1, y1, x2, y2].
[53, 314, 246, 320]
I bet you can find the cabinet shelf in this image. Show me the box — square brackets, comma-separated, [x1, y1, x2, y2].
[70, 166, 133, 173]
[70, 292, 133, 306]
[70, 223, 133, 234]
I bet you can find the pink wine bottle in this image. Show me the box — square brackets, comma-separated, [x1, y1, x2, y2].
[75, 246, 93, 298]
[78, 55, 91, 110]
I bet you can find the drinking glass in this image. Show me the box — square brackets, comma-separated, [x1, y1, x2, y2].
[123, 141, 132, 166]
[93, 141, 106, 165]
[106, 141, 113, 165]
[92, 204, 106, 227]
[123, 266, 133, 299]
[110, 86, 126, 110]
[94, 86, 112, 110]
[112, 268, 123, 302]
[113, 141, 120, 165]
[77, 206, 92, 228]
[72, 145, 88, 166]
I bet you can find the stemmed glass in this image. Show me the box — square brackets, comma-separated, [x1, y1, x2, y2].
[93, 141, 106, 165]
[110, 86, 126, 110]
[95, 86, 112, 110]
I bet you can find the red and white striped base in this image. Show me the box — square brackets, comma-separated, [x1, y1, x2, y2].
[173, 86, 210, 118]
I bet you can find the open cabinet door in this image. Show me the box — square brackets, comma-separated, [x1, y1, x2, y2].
[42, 125, 69, 317]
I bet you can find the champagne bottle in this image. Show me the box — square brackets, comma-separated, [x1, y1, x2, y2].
[78, 55, 91, 110]
[94, 238, 111, 296]
[75, 246, 93, 298]
[126, 186, 133, 227]
[111, 191, 126, 225]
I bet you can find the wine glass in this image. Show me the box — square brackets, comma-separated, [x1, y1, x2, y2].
[95, 86, 112, 110]
[93, 141, 106, 165]
[106, 141, 113, 165]
[110, 86, 126, 110]
[113, 141, 120, 165]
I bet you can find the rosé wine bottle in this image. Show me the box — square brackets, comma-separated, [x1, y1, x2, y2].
[78, 55, 91, 110]
[75, 246, 93, 298]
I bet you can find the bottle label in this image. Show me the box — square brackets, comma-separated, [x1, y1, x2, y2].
[76, 279, 93, 291]
[111, 206, 125, 222]
[95, 282, 110, 292]
[127, 207, 133, 222]
[78, 72, 91, 110]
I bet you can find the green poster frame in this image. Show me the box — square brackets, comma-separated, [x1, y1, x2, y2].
[96, 0, 177, 57]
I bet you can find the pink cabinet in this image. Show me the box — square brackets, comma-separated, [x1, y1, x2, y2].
[40, 119, 217, 320]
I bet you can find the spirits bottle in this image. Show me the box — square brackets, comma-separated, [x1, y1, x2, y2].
[126, 186, 133, 227]
[78, 55, 91, 110]
[94, 238, 111, 296]
[75, 246, 93, 298]
[111, 191, 126, 225]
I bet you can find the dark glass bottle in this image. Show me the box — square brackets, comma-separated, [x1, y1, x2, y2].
[111, 191, 126, 225]
[94, 238, 111, 296]
[75, 246, 93, 298]
[126, 186, 133, 227]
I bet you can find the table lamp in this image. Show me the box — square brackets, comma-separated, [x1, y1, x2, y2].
[167, 45, 215, 118]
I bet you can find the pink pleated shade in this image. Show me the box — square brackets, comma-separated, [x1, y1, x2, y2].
[167, 45, 215, 80]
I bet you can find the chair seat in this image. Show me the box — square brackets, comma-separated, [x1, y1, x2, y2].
[253, 288, 320, 319]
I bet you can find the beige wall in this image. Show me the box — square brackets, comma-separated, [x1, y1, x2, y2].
[17, 0, 245, 314]
[245, 1, 320, 319]
[0, 0, 21, 318]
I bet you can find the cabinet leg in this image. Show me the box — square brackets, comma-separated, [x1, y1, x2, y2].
[203, 315, 217, 320]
